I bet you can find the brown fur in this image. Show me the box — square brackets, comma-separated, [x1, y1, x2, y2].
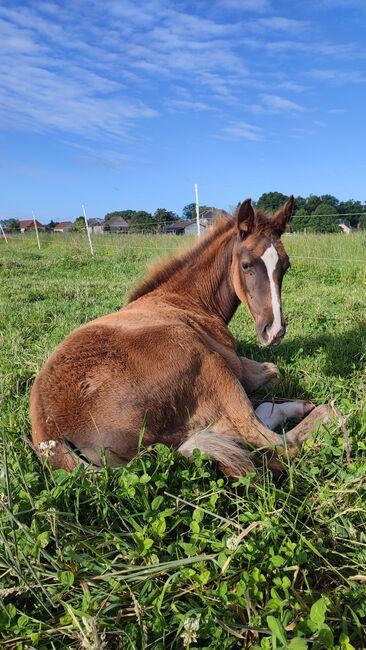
[30, 197, 333, 475]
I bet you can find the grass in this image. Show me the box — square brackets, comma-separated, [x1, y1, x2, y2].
[0, 231, 366, 649]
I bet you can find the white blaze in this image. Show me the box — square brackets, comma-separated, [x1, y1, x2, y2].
[260, 244, 281, 342]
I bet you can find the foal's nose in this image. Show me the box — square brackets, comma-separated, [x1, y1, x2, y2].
[262, 321, 286, 346]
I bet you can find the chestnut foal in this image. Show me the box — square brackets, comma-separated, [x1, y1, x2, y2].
[30, 198, 332, 475]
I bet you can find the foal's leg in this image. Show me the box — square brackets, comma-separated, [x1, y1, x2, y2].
[240, 357, 279, 393]
[196, 353, 332, 458]
[255, 401, 314, 429]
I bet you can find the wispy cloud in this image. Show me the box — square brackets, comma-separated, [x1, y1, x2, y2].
[166, 99, 215, 112]
[67, 142, 135, 169]
[221, 121, 264, 141]
[253, 16, 310, 33]
[0, 0, 363, 158]
[307, 68, 366, 83]
[244, 37, 360, 59]
[218, 0, 272, 11]
[249, 94, 305, 114]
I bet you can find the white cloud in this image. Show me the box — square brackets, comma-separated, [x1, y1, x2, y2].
[222, 121, 264, 141]
[245, 37, 360, 59]
[254, 16, 309, 32]
[249, 94, 305, 114]
[307, 68, 365, 83]
[219, 0, 271, 11]
[166, 99, 215, 112]
[0, 0, 361, 152]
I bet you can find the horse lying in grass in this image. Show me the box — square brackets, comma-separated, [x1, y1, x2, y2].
[30, 197, 333, 476]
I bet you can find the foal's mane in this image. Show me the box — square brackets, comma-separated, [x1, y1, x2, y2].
[128, 215, 235, 303]
[128, 207, 279, 303]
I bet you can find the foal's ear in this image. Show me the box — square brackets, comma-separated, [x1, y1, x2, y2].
[237, 198, 255, 238]
[272, 195, 294, 234]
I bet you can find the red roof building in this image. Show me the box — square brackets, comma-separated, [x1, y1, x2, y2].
[19, 219, 45, 233]
[54, 221, 72, 232]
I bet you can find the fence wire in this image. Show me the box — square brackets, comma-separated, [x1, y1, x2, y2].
[1, 232, 365, 266]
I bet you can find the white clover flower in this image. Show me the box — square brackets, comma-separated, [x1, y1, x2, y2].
[181, 618, 200, 647]
[39, 440, 57, 458]
[0, 493, 8, 509]
[226, 535, 240, 552]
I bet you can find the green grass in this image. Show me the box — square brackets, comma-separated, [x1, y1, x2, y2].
[0, 232, 366, 649]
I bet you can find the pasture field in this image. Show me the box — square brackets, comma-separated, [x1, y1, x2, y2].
[0, 231, 366, 649]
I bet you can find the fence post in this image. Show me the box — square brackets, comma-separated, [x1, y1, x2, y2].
[82, 204, 94, 256]
[32, 211, 41, 249]
[0, 222, 8, 244]
[194, 183, 201, 237]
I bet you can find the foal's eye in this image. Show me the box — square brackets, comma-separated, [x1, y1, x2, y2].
[242, 262, 252, 271]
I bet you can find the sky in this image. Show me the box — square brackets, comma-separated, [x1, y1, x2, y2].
[1, 0, 366, 223]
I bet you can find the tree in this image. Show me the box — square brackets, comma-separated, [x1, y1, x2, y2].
[71, 217, 85, 232]
[338, 200, 365, 227]
[256, 192, 288, 212]
[3, 218, 20, 232]
[359, 213, 366, 229]
[305, 194, 321, 214]
[46, 220, 57, 231]
[128, 211, 155, 233]
[292, 204, 338, 233]
[153, 208, 179, 226]
[291, 208, 311, 232]
[319, 194, 339, 208]
[293, 196, 307, 214]
[104, 210, 137, 222]
[311, 203, 339, 233]
[182, 203, 214, 220]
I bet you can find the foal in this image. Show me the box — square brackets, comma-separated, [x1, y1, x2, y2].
[30, 198, 332, 475]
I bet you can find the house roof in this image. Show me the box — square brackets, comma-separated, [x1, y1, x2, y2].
[107, 216, 129, 226]
[19, 219, 44, 228]
[200, 208, 228, 223]
[55, 221, 72, 229]
[163, 220, 192, 231]
[88, 218, 103, 226]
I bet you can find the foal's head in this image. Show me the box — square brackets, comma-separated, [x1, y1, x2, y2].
[231, 196, 294, 346]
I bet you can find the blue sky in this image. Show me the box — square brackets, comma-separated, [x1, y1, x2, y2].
[1, 0, 366, 222]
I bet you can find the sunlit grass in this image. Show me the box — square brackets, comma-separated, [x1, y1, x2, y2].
[0, 232, 365, 648]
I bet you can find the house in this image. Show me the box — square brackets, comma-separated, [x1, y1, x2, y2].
[87, 218, 104, 234]
[19, 219, 45, 234]
[184, 220, 208, 235]
[200, 208, 229, 227]
[338, 218, 352, 234]
[162, 220, 193, 235]
[104, 216, 129, 233]
[54, 221, 73, 233]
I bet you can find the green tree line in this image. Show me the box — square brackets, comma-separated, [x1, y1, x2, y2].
[256, 192, 366, 232]
[3, 194, 366, 234]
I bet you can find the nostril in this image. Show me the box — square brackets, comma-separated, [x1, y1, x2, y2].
[278, 323, 286, 339]
[262, 324, 270, 342]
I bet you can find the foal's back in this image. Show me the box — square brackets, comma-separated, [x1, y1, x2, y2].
[30, 294, 206, 467]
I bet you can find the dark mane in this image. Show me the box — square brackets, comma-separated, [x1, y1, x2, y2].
[128, 215, 235, 302]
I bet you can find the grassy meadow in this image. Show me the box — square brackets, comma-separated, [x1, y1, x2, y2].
[0, 231, 366, 649]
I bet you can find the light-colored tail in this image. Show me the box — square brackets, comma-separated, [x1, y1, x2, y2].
[178, 431, 256, 476]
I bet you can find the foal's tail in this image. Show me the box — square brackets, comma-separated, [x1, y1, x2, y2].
[178, 431, 256, 477]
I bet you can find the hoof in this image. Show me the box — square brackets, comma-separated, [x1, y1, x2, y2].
[285, 403, 338, 451]
[263, 362, 280, 384]
[302, 401, 316, 417]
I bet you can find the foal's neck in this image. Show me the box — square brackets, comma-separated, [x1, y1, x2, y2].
[165, 229, 239, 324]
